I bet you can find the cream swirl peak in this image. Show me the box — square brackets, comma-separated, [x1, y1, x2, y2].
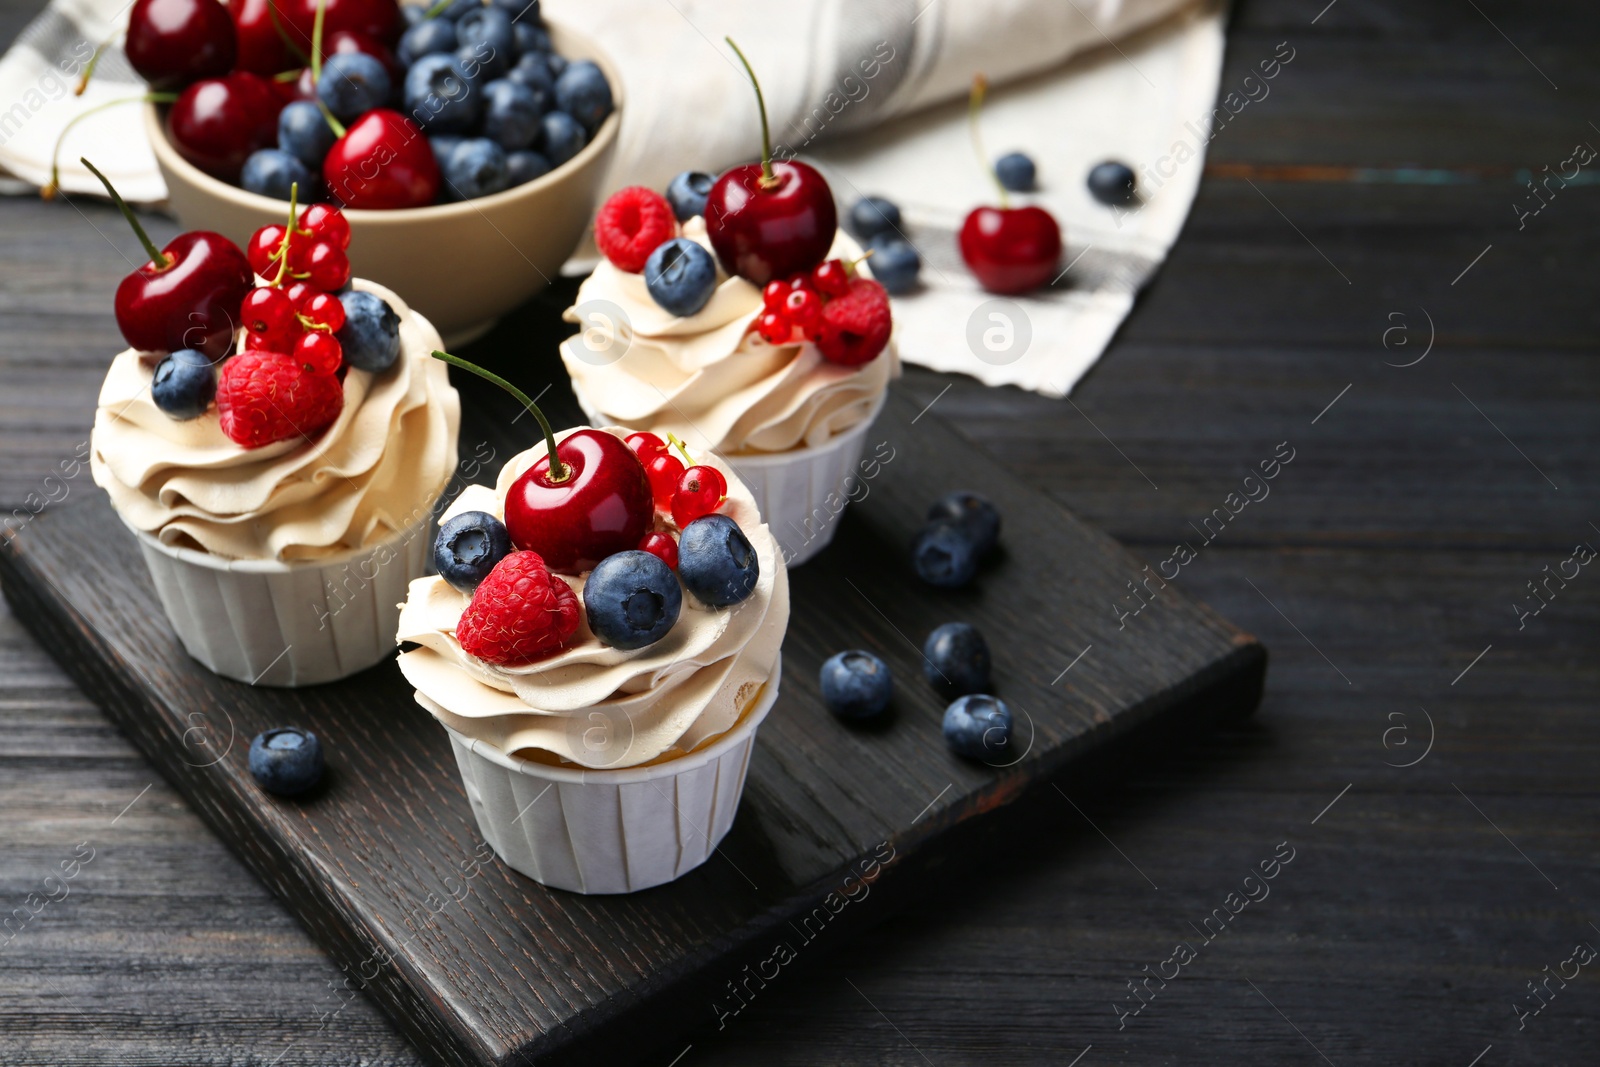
[90, 280, 461, 562]
[561, 218, 898, 455]
[397, 430, 788, 769]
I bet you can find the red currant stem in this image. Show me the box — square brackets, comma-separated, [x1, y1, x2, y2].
[429, 351, 570, 483]
[310, 0, 327, 83]
[43, 94, 175, 200]
[73, 27, 120, 96]
[79, 157, 169, 269]
[724, 38, 777, 190]
[968, 74, 1008, 209]
[666, 432, 693, 466]
[266, 0, 311, 65]
[268, 182, 302, 287]
[296, 313, 332, 332]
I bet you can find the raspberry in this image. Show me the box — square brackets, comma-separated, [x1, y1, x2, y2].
[216, 351, 345, 448]
[817, 277, 892, 366]
[455, 551, 580, 665]
[595, 186, 676, 273]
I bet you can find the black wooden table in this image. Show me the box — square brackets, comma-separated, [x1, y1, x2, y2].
[3, 1, 1597, 1064]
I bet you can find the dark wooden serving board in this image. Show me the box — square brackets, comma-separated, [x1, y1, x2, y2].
[0, 381, 1263, 1067]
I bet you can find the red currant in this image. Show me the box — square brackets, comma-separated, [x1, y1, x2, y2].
[762, 280, 789, 313]
[756, 310, 791, 345]
[283, 280, 317, 310]
[639, 531, 679, 570]
[302, 242, 351, 291]
[625, 432, 668, 462]
[241, 287, 296, 336]
[811, 259, 850, 298]
[245, 325, 300, 355]
[645, 453, 685, 511]
[671, 465, 728, 527]
[296, 330, 344, 375]
[783, 287, 822, 336]
[301, 291, 346, 332]
[298, 203, 350, 251]
[247, 223, 288, 279]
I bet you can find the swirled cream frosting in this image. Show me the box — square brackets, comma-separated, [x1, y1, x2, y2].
[90, 280, 461, 562]
[396, 428, 788, 769]
[560, 218, 898, 455]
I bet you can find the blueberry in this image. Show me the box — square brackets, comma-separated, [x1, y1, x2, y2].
[943, 694, 1012, 760]
[539, 110, 585, 165]
[397, 17, 457, 66]
[443, 137, 510, 199]
[644, 238, 717, 317]
[994, 151, 1036, 192]
[249, 727, 325, 796]
[336, 291, 401, 372]
[865, 236, 920, 295]
[511, 22, 549, 56]
[1088, 160, 1137, 205]
[583, 550, 682, 650]
[554, 60, 611, 132]
[150, 349, 215, 419]
[506, 51, 555, 105]
[911, 522, 979, 588]
[240, 148, 312, 201]
[544, 52, 567, 77]
[317, 52, 390, 123]
[435, 0, 482, 20]
[402, 2, 425, 26]
[926, 491, 1000, 557]
[665, 170, 714, 222]
[434, 510, 512, 593]
[405, 53, 482, 133]
[819, 650, 892, 719]
[505, 149, 550, 185]
[922, 622, 991, 697]
[481, 78, 542, 150]
[848, 195, 901, 241]
[677, 514, 759, 607]
[493, 0, 536, 14]
[455, 8, 514, 79]
[429, 134, 464, 175]
[277, 100, 335, 168]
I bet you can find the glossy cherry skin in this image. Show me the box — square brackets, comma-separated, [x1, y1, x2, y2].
[322, 109, 439, 209]
[126, 0, 237, 90]
[704, 160, 838, 287]
[165, 72, 282, 181]
[114, 231, 253, 359]
[958, 205, 1062, 295]
[229, 0, 400, 75]
[227, 0, 292, 75]
[504, 430, 654, 574]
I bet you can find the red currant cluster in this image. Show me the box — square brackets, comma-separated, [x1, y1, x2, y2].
[243, 202, 353, 375]
[624, 431, 730, 568]
[753, 257, 893, 367]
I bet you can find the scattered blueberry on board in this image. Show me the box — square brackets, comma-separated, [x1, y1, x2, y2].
[820, 650, 893, 719]
[928, 490, 1001, 556]
[678, 514, 759, 607]
[994, 151, 1036, 192]
[848, 195, 902, 242]
[1088, 160, 1137, 205]
[866, 236, 920, 295]
[249, 727, 325, 796]
[150, 349, 217, 419]
[943, 694, 1012, 760]
[923, 622, 991, 697]
[913, 491, 1000, 588]
[583, 549, 683, 649]
[434, 510, 512, 593]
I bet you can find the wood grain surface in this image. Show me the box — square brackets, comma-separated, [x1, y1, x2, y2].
[3, 0, 1599, 1064]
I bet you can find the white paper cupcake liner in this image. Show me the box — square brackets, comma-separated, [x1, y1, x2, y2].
[437, 655, 780, 895]
[573, 388, 887, 567]
[129, 509, 435, 687]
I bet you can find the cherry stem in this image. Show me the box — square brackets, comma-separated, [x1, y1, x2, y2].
[725, 38, 777, 189]
[267, 0, 311, 65]
[44, 93, 176, 199]
[430, 351, 570, 483]
[74, 28, 119, 96]
[968, 74, 1008, 209]
[423, 0, 452, 18]
[80, 157, 169, 269]
[310, 0, 327, 83]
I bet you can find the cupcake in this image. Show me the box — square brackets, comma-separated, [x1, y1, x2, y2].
[560, 48, 898, 567]
[397, 355, 787, 893]
[87, 188, 460, 686]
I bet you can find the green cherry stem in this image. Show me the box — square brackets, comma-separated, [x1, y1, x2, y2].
[423, 0, 453, 18]
[73, 27, 120, 96]
[310, 0, 327, 83]
[725, 37, 778, 190]
[44, 94, 177, 198]
[430, 351, 570, 483]
[80, 157, 169, 269]
[968, 74, 1008, 209]
[267, 0, 311, 65]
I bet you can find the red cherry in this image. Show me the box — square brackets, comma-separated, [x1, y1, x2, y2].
[111, 231, 253, 359]
[705, 161, 836, 287]
[241, 286, 295, 334]
[278, 0, 400, 51]
[503, 429, 654, 574]
[755, 310, 791, 346]
[165, 72, 282, 182]
[301, 291, 345, 332]
[322, 109, 439, 210]
[298, 203, 350, 251]
[671, 465, 727, 527]
[811, 258, 850, 298]
[958, 205, 1062, 295]
[644, 452, 685, 510]
[125, 0, 236, 91]
[227, 0, 292, 75]
[301, 242, 351, 291]
[246, 223, 288, 278]
[639, 531, 679, 570]
[782, 286, 822, 336]
[296, 330, 343, 375]
[625, 431, 668, 461]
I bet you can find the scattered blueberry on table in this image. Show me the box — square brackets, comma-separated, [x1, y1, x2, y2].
[1088, 160, 1137, 205]
[848, 195, 903, 242]
[249, 727, 325, 796]
[927, 491, 1001, 557]
[912, 491, 1000, 589]
[820, 650, 893, 719]
[994, 151, 1036, 192]
[866, 236, 921, 294]
[923, 622, 991, 697]
[943, 694, 1012, 760]
[434, 510, 512, 594]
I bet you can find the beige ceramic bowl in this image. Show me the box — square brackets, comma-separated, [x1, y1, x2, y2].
[146, 18, 621, 345]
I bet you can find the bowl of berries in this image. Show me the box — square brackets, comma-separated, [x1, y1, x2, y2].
[135, 0, 621, 344]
